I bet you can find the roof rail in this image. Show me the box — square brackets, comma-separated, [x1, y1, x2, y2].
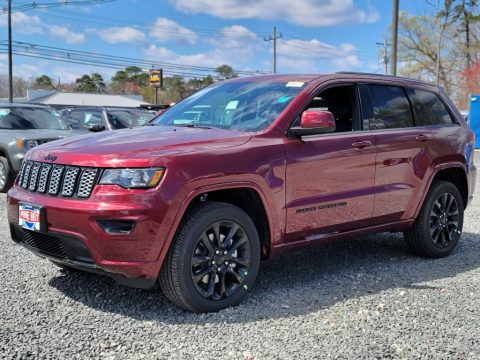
[334, 71, 426, 83]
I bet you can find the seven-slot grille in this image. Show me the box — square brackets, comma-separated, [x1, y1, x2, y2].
[18, 161, 98, 198]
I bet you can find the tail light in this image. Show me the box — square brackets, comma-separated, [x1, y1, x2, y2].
[467, 129, 475, 163]
[468, 129, 476, 145]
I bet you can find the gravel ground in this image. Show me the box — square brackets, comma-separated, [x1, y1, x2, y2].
[1, 164, 480, 359]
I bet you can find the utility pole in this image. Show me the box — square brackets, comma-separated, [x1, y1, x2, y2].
[390, 0, 399, 76]
[376, 39, 391, 75]
[264, 26, 282, 74]
[8, 0, 13, 102]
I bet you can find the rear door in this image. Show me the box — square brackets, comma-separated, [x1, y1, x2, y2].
[359, 84, 433, 224]
[407, 87, 461, 153]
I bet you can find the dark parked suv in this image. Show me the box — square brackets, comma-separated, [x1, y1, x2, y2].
[7, 73, 476, 312]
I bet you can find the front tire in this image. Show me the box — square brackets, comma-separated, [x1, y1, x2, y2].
[159, 202, 261, 313]
[0, 156, 13, 193]
[404, 180, 464, 258]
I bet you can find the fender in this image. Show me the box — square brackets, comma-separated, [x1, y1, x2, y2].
[411, 162, 468, 219]
[155, 181, 279, 265]
[0, 144, 15, 173]
[0, 145, 11, 163]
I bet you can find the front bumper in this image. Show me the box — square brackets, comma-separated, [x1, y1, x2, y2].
[9, 224, 156, 288]
[7, 184, 173, 288]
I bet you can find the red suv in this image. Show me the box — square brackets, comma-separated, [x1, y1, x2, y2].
[7, 73, 477, 312]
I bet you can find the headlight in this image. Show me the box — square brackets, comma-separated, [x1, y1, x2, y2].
[99, 168, 165, 189]
[16, 139, 39, 150]
[26, 140, 39, 150]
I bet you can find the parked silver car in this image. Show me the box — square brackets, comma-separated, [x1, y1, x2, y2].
[0, 103, 81, 192]
[58, 106, 157, 132]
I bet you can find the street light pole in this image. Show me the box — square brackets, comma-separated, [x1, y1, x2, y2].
[8, 0, 13, 102]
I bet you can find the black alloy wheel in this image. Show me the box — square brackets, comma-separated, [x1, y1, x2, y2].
[160, 202, 260, 313]
[404, 180, 464, 258]
[191, 220, 251, 301]
[429, 192, 460, 249]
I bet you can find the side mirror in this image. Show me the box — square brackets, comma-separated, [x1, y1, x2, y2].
[289, 110, 336, 137]
[87, 124, 105, 132]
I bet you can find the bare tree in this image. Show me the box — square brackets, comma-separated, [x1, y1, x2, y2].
[0, 75, 29, 99]
[398, 12, 457, 94]
[398, 0, 480, 107]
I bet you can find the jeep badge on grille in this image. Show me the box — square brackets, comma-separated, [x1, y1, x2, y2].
[44, 154, 57, 162]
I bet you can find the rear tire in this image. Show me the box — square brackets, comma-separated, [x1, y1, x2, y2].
[159, 202, 261, 313]
[0, 156, 13, 193]
[404, 180, 464, 258]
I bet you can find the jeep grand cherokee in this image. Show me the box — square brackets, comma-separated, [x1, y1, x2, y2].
[7, 73, 477, 312]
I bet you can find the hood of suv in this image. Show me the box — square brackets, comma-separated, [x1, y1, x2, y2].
[5, 128, 83, 141]
[26, 126, 251, 167]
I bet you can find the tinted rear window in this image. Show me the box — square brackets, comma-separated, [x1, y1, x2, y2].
[359, 84, 413, 130]
[60, 109, 103, 130]
[107, 110, 155, 129]
[409, 88, 453, 126]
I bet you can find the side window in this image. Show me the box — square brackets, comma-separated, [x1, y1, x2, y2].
[359, 84, 413, 130]
[301, 85, 357, 132]
[409, 88, 454, 126]
[0, 108, 14, 129]
[61, 110, 84, 129]
[61, 110, 103, 130]
[83, 111, 103, 127]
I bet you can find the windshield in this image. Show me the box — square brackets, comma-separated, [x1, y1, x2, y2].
[152, 80, 307, 131]
[0, 107, 69, 130]
[107, 109, 156, 129]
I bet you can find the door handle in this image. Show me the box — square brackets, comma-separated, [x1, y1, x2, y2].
[415, 134, 429, 142]
[352, 140, 373, 149]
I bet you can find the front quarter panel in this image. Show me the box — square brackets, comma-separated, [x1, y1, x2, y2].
[150, 133, 287, 263]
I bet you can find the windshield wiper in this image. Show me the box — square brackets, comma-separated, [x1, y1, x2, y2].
[174, 123, 213, 129]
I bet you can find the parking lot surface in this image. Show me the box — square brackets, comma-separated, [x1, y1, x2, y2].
[1, 162, 480, 359]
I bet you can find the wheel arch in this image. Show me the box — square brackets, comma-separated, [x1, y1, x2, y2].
[414, 164, 469, 219]
[159, 182, 275, 266]
[0, 145, 11, 163]
[0, 144, 16, 173]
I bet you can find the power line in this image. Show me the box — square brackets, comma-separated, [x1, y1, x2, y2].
[0, 50, 223, 78]
[2, 0, 116, 101]
[1, 3, 271, 39]
[41, 7, 271, 39]
[1, 0, 115, 14]
[0, 41, 268, 75]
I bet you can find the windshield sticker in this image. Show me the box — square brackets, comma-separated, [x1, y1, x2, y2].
[286, 81, 304, 88]
[278, 96, 290, 103]
[0, 109, 10, 116]
[225, 100, 239, 110]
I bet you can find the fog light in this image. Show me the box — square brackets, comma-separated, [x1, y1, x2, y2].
[97, 220, 136, 234]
